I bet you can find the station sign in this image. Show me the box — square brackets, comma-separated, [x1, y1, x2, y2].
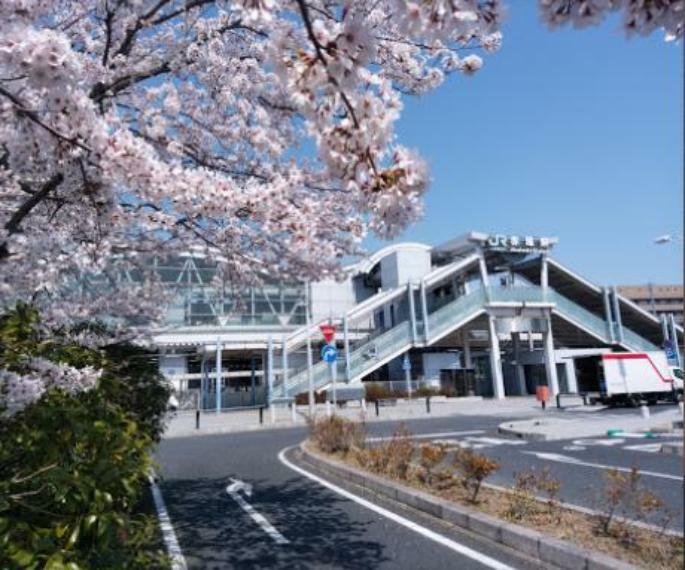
[481, 234, 556, 253]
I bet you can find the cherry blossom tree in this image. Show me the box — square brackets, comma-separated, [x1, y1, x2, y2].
[0, 0, 681, 410]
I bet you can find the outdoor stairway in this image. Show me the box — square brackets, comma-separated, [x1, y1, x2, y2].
[272, 276, 659, 398]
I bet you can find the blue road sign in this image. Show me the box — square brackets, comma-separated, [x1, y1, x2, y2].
[321, 344, 338, 364]
[663, 340, 676, 362]
[402, 354, 411, 371]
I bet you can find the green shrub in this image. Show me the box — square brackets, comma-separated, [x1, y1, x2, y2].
[0, 305, 170, 569]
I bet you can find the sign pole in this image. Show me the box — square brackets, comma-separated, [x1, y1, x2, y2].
[403, 353, 412, 400]
[305, 281, 314, 417]
[331, 359, 337, 408]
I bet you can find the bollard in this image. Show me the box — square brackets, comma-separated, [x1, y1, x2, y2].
[541, 400, 546, 411]
[679, 402, 684, 417]
[326, 400, 332, 417]
[270, 405, 276, 424]
[640, 404, 650, 419]
[425, 396, 431, 414]
[556, 394, 561, 409]
[582, 393, 588, 406]
[361, 398, 367, 413]
[195, 409, 200, 430]
[291, 402, 297, 423]
[259, 406, 264, 424]
[375, 400, 379, 417]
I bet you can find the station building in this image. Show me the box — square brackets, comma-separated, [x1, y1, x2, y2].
[151, 231, 683, 410]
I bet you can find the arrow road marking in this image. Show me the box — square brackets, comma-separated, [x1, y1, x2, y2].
[226, 478, 289, 545]
[523, 452, 683, 482]
[279, 447, 516, 570]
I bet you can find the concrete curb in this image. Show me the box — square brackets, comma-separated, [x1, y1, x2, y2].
[660, 441, 684, 457]
[299, 444, 638, 570]
[497, 421, 549, 441]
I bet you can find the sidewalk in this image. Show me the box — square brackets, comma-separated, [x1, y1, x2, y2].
[163, 396, 552, 439]
[498, 406, 683, 441]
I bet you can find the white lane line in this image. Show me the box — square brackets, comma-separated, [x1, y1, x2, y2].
[464, 437, 527, 447]
[367, 430, 485, 442]
[524, 452, 683, 482]
[149, 475, 187, 570]
[622, 443, 662, 453]
[226, 479, 289, 545]
[278, 447, 517, 570]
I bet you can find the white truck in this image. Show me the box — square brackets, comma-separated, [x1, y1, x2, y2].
[596, 352, 682, 406]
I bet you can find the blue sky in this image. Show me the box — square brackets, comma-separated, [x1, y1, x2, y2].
[367, 3, 683, 286]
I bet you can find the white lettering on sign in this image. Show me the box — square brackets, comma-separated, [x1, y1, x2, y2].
[481, 234, 554, 252]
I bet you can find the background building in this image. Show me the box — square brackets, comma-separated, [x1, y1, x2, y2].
[617, 285, 683, 325]
[150, 232, 684, 410]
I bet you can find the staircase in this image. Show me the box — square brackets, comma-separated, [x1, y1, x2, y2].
[273, 279, 659, 398]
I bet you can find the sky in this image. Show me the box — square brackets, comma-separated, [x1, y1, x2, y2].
[366, 3, 683, 286]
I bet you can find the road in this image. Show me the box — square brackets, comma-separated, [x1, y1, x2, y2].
[154, 411, 683, 569]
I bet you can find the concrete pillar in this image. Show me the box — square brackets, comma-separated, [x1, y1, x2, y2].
[564, 360, 579, 393]
[540, 254, 549, 288]
[661, 314, 670, 345]
[420, 280, 430, 341]
[543, 317, 560, 396]
[512, 333, 527, 395]
[343, 315, 351, 382]
[463, 331, 473, 368]
[267, 335, 274, 405]
[215, 338, 222, 413]
[407, 281, 418, 343]
[602, 287, 616, 343]
[668, 314, 682, 368]
[611, 286, 624, 345]
[487, 316, 505, 399]
[281, 334, 288, 397]
[478, 253, 491, 302]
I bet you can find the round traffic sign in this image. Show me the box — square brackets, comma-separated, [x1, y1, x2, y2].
[321, 344, 338, 363]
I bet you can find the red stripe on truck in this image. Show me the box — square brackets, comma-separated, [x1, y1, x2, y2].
[602, 353, 673, 384]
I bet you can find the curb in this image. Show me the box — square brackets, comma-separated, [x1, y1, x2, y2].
[660, 441, 684, 457]
[299, 444, 638, 570]
[497, 421, 549, 441]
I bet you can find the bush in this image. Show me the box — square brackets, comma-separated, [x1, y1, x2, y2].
[308, 415, 365, 455]
[353, 425, 415, 480]
[418, 443, 447, 486]
[598, 468, 666, 541]
[505, 468, 561, 521]
[363, 383, 393, 402]
[453, 448, 500, 503]
[0, 305, 170, 569]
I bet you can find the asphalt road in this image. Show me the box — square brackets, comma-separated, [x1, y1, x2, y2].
[154, 411, 683, 569]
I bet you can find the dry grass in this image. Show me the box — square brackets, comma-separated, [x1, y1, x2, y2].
[307, 417, 683, 570]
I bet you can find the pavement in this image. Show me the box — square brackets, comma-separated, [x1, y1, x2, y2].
[153, 405, 684, 569]
[498, 406, 683, 441]
[164, 396, 559, 439]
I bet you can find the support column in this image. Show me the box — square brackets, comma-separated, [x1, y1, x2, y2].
[343, 315, 351, 382]
[487, 316, 505, 400]
[420, 280, 430, 341]
[215, 338, 222, 413]
[512, 332, 527, 395]
[543, 316, 560, 396]
[602, 287, 616, 343]
[564, 360, 579, 394]
[407, 281, 418, 343]
[463, 331, 473, 368]
[281, 334, 288, 398]
[267, 336, 274, 418]
[305, 281, 314, 415]
[661, 315, 670, 345]
[478, 253, 491, 302]
[611, 286, 624, 345]
[540, 253, 549, 288]
[668, 314, 682, 368]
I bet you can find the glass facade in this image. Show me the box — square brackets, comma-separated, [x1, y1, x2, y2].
[153, 257, 307, 327]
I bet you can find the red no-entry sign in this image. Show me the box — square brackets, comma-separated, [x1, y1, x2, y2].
[319, 324, 336, 344]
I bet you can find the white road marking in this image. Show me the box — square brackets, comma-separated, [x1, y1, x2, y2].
[622, 443, 663, 453]
[563, 445, 586, 451]
[226, 478, 289, 545]
[464, 437, 527, 447]
[278, 447, 518, 570]
[572, 438, 625, 447]
[523, 452, 683, 482]
[149, 475, 187, 570]
[366, 430, 485, 443]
